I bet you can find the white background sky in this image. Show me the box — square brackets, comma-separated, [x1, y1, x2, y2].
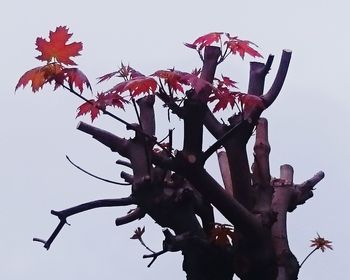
[1, 0, 349, 279]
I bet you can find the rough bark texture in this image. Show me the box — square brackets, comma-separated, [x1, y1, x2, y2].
[36, 46, 324, 280]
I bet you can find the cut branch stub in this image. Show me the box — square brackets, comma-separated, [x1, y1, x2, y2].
[136, 95, 156, 136]
[77, 121, 129, 157]
[216, 149, 233, 196]
[252, 118, 271, 186]
[248, 55, 274, 96]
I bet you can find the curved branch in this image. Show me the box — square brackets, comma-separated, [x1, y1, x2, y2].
[34, 197, 135, 250]
[262, 50, 292, 108]
[66, 155, 130, 186]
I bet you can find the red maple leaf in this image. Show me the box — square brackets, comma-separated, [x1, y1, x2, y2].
[97, 70, 119, 84]
[106, 76, 157, 97]
[125, 77, 157, 96]
[36, 26, 82, 65]
[76, 99, 100, 121]
[215, 75, 237, 89]
[225, 34, 262, 59]
[185, 32, 223, 50]
[16, 63, 63, 92]
[97, 63, 143, 84]
[76, 92, 127, 121]
[210, 87, 238, 112]
[175, 70, 209, 93]
[60, 68, 91, 93]
[152, 70, 185, 93]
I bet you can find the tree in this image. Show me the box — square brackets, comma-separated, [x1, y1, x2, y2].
[17, 26, 330, 280]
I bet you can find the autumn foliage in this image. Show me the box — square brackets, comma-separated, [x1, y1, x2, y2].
[17, 27, 264, 121]
[17, 27, 330, 280]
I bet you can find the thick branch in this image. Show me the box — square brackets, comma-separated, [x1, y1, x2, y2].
[115, 207, 145, 226]
[248, 55, 274, 96]
[271, 165, 299, 280]
[175, 155, 262, 238]
[77, 121, 129, 157]
[136, 95, 156, 136]
[262, 50, 292, 108]
[252, 118, 271, 186]
[290, 171, 325, 211]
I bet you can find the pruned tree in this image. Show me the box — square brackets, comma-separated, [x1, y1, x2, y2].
[17, 27, 331, 280]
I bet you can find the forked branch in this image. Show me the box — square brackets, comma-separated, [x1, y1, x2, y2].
[34, 197, 135, 249]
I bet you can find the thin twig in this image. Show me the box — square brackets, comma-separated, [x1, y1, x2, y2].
[201, 119, 243, 163]
[143, 249, 168, 267]
[66, 155, 130, 186]
[299, 248, 318, 268]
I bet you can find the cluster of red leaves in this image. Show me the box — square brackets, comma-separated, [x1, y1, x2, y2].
[209, 75, 239, 112]
[210, 223, 235, 247]
[16, 26, 90, 93]
[17, 27, 265, 122]
[185, 32, 263, 59]
[76, 92, 128, 121]
[310, 234, 333, 252]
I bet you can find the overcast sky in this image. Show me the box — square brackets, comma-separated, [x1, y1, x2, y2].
[1, 0, 349, 279]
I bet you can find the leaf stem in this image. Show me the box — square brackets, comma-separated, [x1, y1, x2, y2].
[299, 248, 318, 268]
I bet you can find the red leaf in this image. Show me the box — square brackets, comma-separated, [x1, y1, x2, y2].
[76, 92, 127, 122]
[238, 94, 265, 114]
[176, 71, 209, 93]
[215, 75, 237, 89]
[36, 26, 82, 65]
[185, 32, 223, 50]
[96, 92, 128, 109]
[97, 64, 145, 84]
[61, 68, 91, 93]
[76, 99, 100, 121]
[16, 63, 63, 92]
[97, 70, 119, 84]
[106, 76, 157, 97]
[225, 34, 262, 59]
[210, 88, 238, 112]
[125, 77, 157, 96]
[152, 70, 184, 93]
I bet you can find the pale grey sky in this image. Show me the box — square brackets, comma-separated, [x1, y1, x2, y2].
[1, 0, 349, 279]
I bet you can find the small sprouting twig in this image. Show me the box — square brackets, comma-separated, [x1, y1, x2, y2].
[66, 155, 130, 186]
[143, 249, 168, 267]
[299, 234, 333, 268]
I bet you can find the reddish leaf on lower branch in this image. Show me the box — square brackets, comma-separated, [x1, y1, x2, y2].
[61, 68, 91, 93]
